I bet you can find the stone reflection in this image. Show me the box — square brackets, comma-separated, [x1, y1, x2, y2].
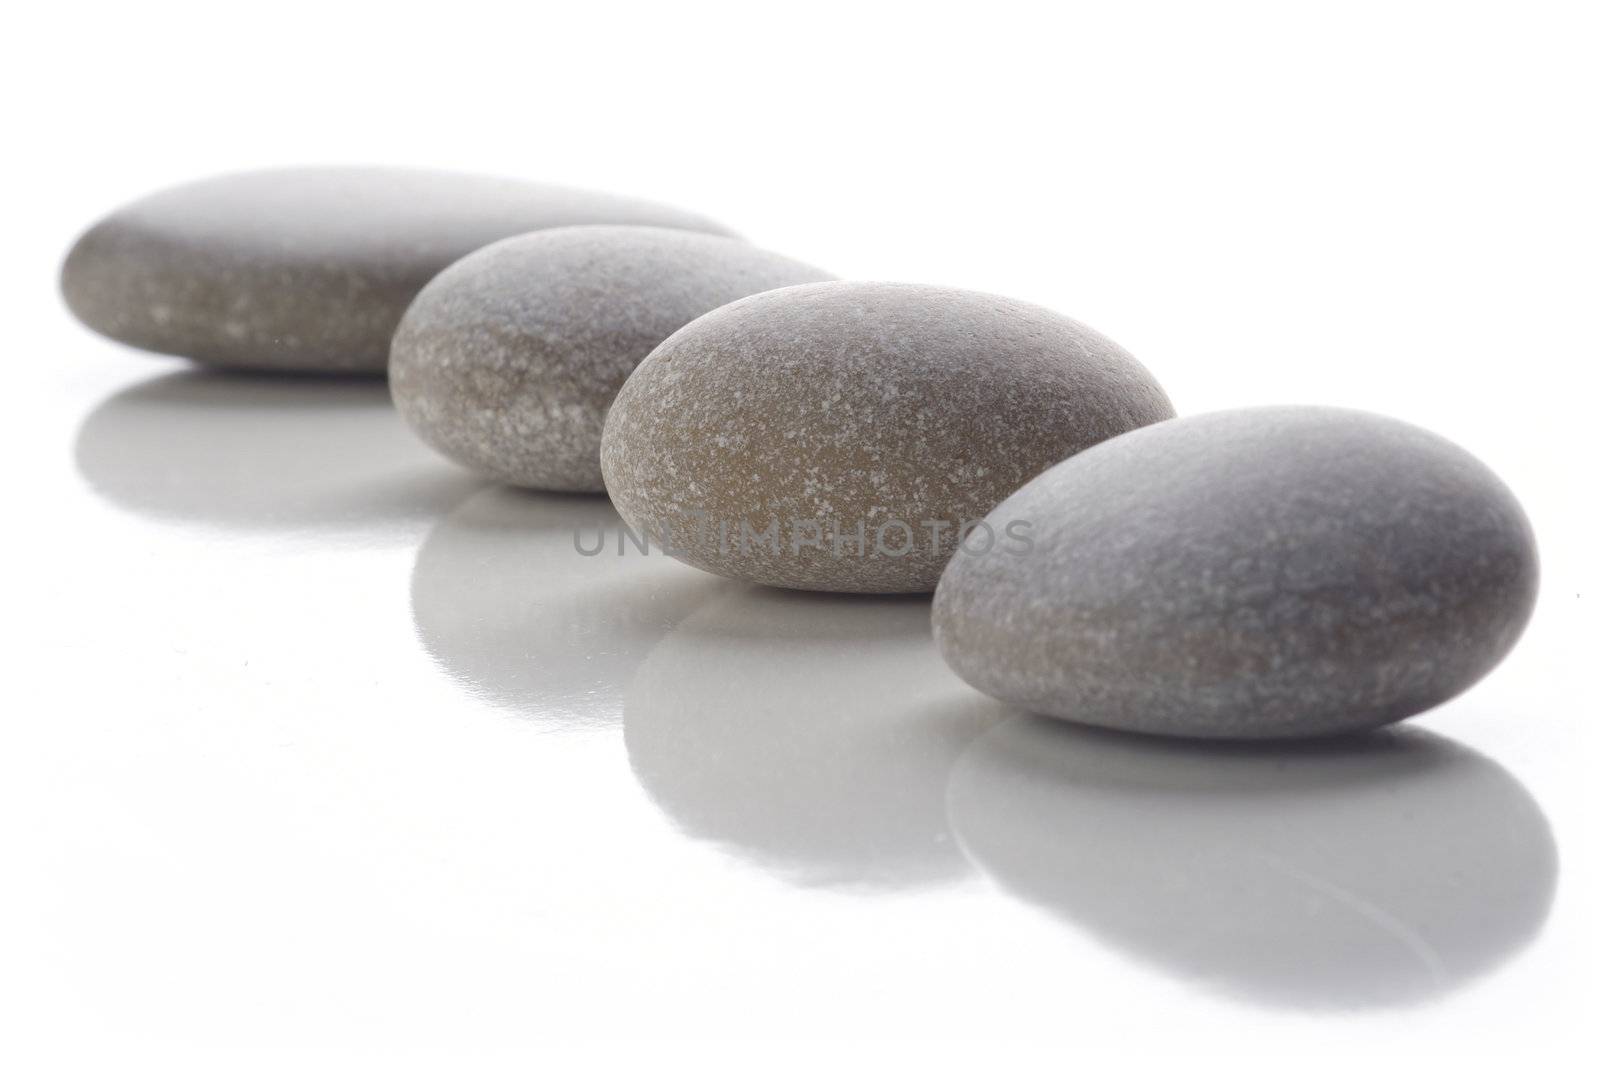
[410, 485, 720, 727]
[74, 369, 469, 535]
[625, 586, 1002, 890]
[946, 713, 1558, 1010]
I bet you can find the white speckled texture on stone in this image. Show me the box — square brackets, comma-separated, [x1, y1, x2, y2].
[59, 167, 736, 373]
[389, 226, 831, 492]
[932, 406, 1540, 739]
[600, 281, 1176, 593]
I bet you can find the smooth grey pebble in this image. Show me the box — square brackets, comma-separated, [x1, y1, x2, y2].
[61, 167, 734, 373]
[390, 225, 830, 491]
[933, 406, 1539, 738]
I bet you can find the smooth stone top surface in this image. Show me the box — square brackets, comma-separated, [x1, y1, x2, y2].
[60, 167, 735, 373]
[390, 226, 831, 491]
[600, 281, 1175, 593]
[933, 406, 1540, 739]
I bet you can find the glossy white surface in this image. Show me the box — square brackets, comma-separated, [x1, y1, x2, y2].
[7, 2, 1598, 1060]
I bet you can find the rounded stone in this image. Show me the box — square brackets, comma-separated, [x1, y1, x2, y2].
[933, 406, 1539, 739]
[389, 226, 831, 491]
[60, 167, 735, 373]
[599, 281, 1175, 593]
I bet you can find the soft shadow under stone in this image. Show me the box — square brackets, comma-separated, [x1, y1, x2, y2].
[410, 485, 722, 727]
[74, 370, 471, 534]
[945, 713, 1558, 1010]
[624, 586, 1004, 891]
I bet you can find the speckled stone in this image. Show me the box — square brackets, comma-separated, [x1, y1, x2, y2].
[390, 226, 831, 491]
[933, 406, 1540, 739]
[600, 281, 1175, 593]
[60, 167, 735, 373]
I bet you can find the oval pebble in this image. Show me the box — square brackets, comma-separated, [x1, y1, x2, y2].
[933, 406, 1539, 739]
[390, 226, 831, 491]
[600, 281, 1175, 593]
[60, 167, 735, 374]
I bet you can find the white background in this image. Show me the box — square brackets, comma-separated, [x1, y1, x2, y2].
[5, 1, 1596, 1062]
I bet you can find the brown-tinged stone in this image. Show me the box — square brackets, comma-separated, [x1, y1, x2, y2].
[600, 281, 1175, 593]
